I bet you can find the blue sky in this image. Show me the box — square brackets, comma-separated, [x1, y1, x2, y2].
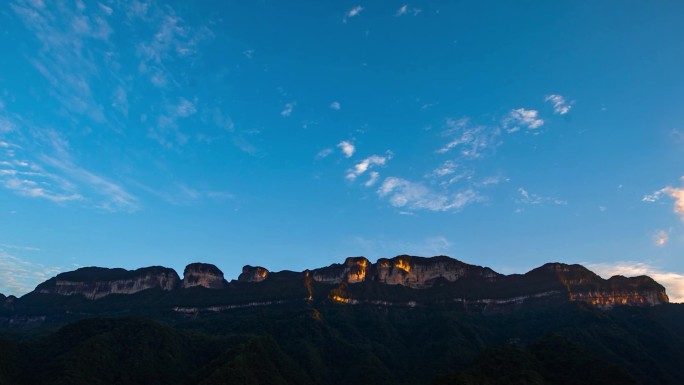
[1, 1, 683, 301]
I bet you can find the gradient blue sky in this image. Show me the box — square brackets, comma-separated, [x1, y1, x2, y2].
[1, 1, 683, 301]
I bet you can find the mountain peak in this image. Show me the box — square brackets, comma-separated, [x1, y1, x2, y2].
[182, 263, 227, 289]
[238, 265, 269, 282]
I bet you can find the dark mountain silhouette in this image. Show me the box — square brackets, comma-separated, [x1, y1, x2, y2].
[0, 255, 681, 384]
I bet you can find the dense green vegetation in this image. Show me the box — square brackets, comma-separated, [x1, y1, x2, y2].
[1, 300, 684, 384]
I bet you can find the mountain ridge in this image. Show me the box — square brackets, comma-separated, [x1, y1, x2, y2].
[19, 255, 668, 310]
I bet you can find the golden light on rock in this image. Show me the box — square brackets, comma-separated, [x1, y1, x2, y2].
[331, 295, 352, 303]
[395, 259, 411, 273]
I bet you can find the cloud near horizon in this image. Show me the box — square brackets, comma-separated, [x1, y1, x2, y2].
[0, 249, 63, 297]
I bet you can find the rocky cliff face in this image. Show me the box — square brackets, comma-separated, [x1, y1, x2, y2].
[310, 255, 499, 288]
[374, 255, 499, 288]
[182, 263, 227, 289]
[35, 266, 181, 300]
[530, 263, 669, 308]
[237, 265, 269, 282]
[311, 257, 370, 284]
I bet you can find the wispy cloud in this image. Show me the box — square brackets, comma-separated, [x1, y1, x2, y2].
[174, 97, 197, 117]
[517, 187, 567, 205]
[330, 101, 341, 110]
[586, 261, 684, 303]
[10, 0, 113, 123]
[503, 108, 544, 133]
[365, 171, 379, 187]
[545, 94, 573, 115]
[378, 177, 482, 212]
[643, 182, 684, 222]
[134, 5, 211, 89]
[347, 153, 392, 180]
[337, 140, 356, 158]
[672, 129, 684, 143]
[0, 123, 138, 211]
[0, 250, 62, 296]
[42, 154, 139, 212]
[395, 4, 421, 16]
[437, 118, 501, 158]
[0, 243, 41, 252]
[281, 102, 294, 117]
[150, 97, 198, 148]
[316, 148, 334, 159]
[344, 5, 363, 22]
[431, 160, 459, 177]
[134, 181, 233, 206]
[653, 229, 669, 247]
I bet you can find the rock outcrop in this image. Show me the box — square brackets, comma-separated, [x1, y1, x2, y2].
[182, 263, 227, 289]
[238, 265, 269, 282]
[35, 266, 181, 300]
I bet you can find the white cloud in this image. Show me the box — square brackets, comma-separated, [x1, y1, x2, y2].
[365, 171, 379, 187]
[545, 94, 573, 115]
[517, 187, 567, 205]
[378, 177, 482, 212]
[643, 184, 684, 222]
[330, 101, 341, 110]
[586, 262, 684, 303]
[345, 5, 363, 20]
[281, 102, 294, 117]
[653, 229, 669, 247]
[437, 118, 501, 158]
[337, 140, 355, 158]
[0, 250, 62, 296]
[503, 108, 544, 133]
[347, 153, 391, 180]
